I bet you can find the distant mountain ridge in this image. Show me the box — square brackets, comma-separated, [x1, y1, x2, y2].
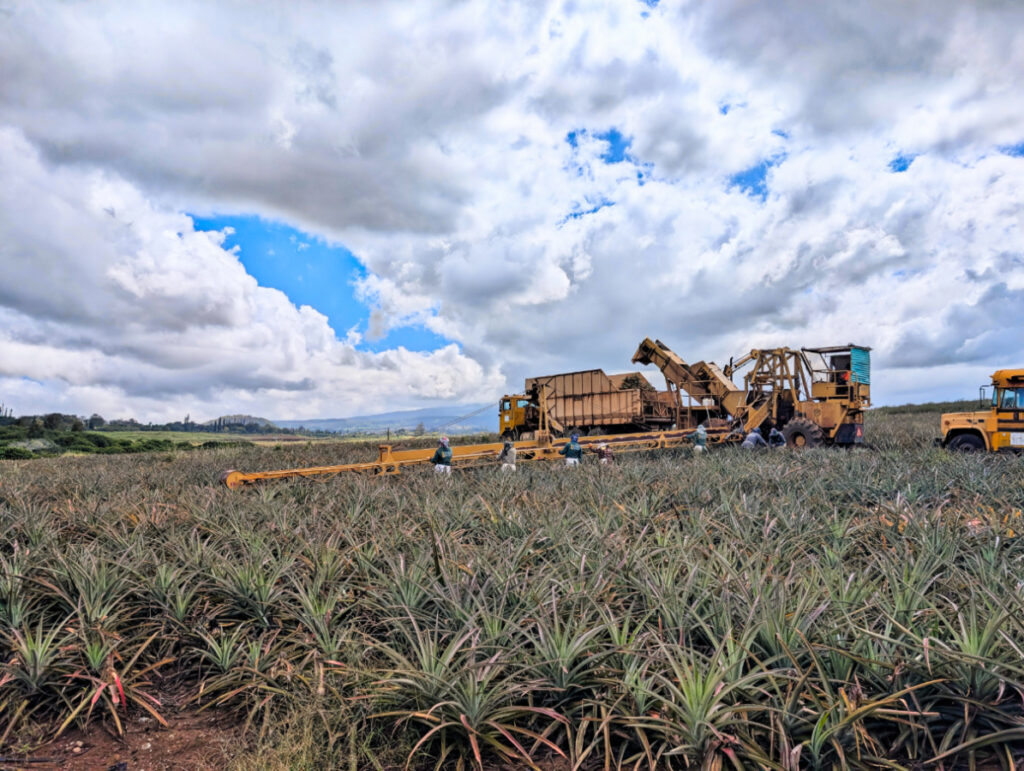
[274, 403, 494, 434]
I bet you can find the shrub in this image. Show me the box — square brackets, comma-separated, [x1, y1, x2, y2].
[0, 446, 35, 460]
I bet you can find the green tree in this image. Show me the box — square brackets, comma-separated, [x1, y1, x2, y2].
[71, 418, 85, 432]
[27, 418, 44, 438]
[43, 413, 63, 430]
[88, 413, 106, 429]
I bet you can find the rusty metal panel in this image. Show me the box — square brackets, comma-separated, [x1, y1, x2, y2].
[525, 368, 677, 429]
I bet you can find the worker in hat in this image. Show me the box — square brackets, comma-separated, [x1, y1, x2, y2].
[595, 442, 614, 465]
[559, 433, 583, 467]
[431, 436, 453, 474]
[768, 426, 786, 449]
[497, 438, 517, 471]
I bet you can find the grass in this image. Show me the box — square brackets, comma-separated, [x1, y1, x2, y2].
[91, 430, 269, 443]
[0, 410, 1022, 769]
[97, 429, 341, 447]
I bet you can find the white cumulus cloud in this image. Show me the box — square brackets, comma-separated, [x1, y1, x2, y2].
[0, 0, 1022, 419]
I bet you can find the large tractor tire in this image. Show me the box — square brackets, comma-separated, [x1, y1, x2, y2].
[783, 418, 824, 448]
[947, 433, 985, 452]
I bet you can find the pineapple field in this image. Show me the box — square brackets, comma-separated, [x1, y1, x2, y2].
[1, 409, 1022, 770]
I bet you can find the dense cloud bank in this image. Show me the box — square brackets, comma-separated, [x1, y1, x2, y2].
[1, 0, 1022, 420]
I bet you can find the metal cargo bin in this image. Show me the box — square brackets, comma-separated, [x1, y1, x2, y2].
[525, 369, 674, 432]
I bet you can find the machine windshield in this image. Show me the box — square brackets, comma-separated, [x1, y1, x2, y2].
[996, 388, 1024, 409]
[802, 351, 830, 382]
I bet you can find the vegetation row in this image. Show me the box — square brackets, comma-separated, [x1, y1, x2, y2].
[0, 411, 1021, 770]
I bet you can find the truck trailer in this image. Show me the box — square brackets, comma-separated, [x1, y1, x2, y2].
[499, 369, 677, 439]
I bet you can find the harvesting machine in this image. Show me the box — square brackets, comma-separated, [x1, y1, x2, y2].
[633, 338, 871, 446]
[221, 337, 870, 488]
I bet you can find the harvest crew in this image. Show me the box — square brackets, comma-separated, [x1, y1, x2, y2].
[431, 436, 453, 474]
[497, 439, 517, 471]
[595, 442, 614, 464]
[768, 427, 786, 448]
[559, 434, 583, 466]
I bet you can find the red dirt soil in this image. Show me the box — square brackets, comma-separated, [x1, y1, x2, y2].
[2, 709, 243, 771]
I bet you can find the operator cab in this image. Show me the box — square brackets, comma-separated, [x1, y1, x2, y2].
[803, 344, 871, 405]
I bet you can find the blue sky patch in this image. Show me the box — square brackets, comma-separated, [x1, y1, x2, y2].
[728, 155, 784, 201]
[566, 127, 633, 164]
[999, 142, 1024, 157]
[191, 214, 449, 353]
[888, 153, 916, 172]
[595, 128, 631, 163]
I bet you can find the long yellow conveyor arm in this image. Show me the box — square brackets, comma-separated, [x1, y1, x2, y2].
[221, 428, 735, 489]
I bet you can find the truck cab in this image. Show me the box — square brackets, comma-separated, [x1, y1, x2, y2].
[940, 369, 1024, 452]
[499, 395, 536, 439]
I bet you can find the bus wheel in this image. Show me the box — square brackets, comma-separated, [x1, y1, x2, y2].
[948, 434, 984, 452]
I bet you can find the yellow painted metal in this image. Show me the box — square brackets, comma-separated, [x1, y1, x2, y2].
[221, 427, 734, 489]
[633, 338, 870, 444]
[941, 369, 1024, 452]
[632, 338, 746, 423]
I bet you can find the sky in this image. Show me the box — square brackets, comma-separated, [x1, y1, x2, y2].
[1, 0, 1023, 422]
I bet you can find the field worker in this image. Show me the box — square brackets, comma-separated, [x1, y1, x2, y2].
[560, 433, 583, 467]
[595, 442, 614, 465]
[431, 436, 453, 474]
[687, 423, 708, 454]
[497, 438, 517, 471]
[768, 427, 786, 449]
[741, 428, 768, 450]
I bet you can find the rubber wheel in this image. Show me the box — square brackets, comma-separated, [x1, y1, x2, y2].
[948, 434, 985, 452]
[501, 428, 520, 441]
[220, 469, 245, 489]
[782, 418, 824, 448]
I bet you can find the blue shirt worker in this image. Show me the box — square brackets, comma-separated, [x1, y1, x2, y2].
[768, 427, 786, 448]
[741, 429, 768, 449]
[559, 434, 583, 467]
[687, 424, 708, 454]
[431, 436, 453, 474]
